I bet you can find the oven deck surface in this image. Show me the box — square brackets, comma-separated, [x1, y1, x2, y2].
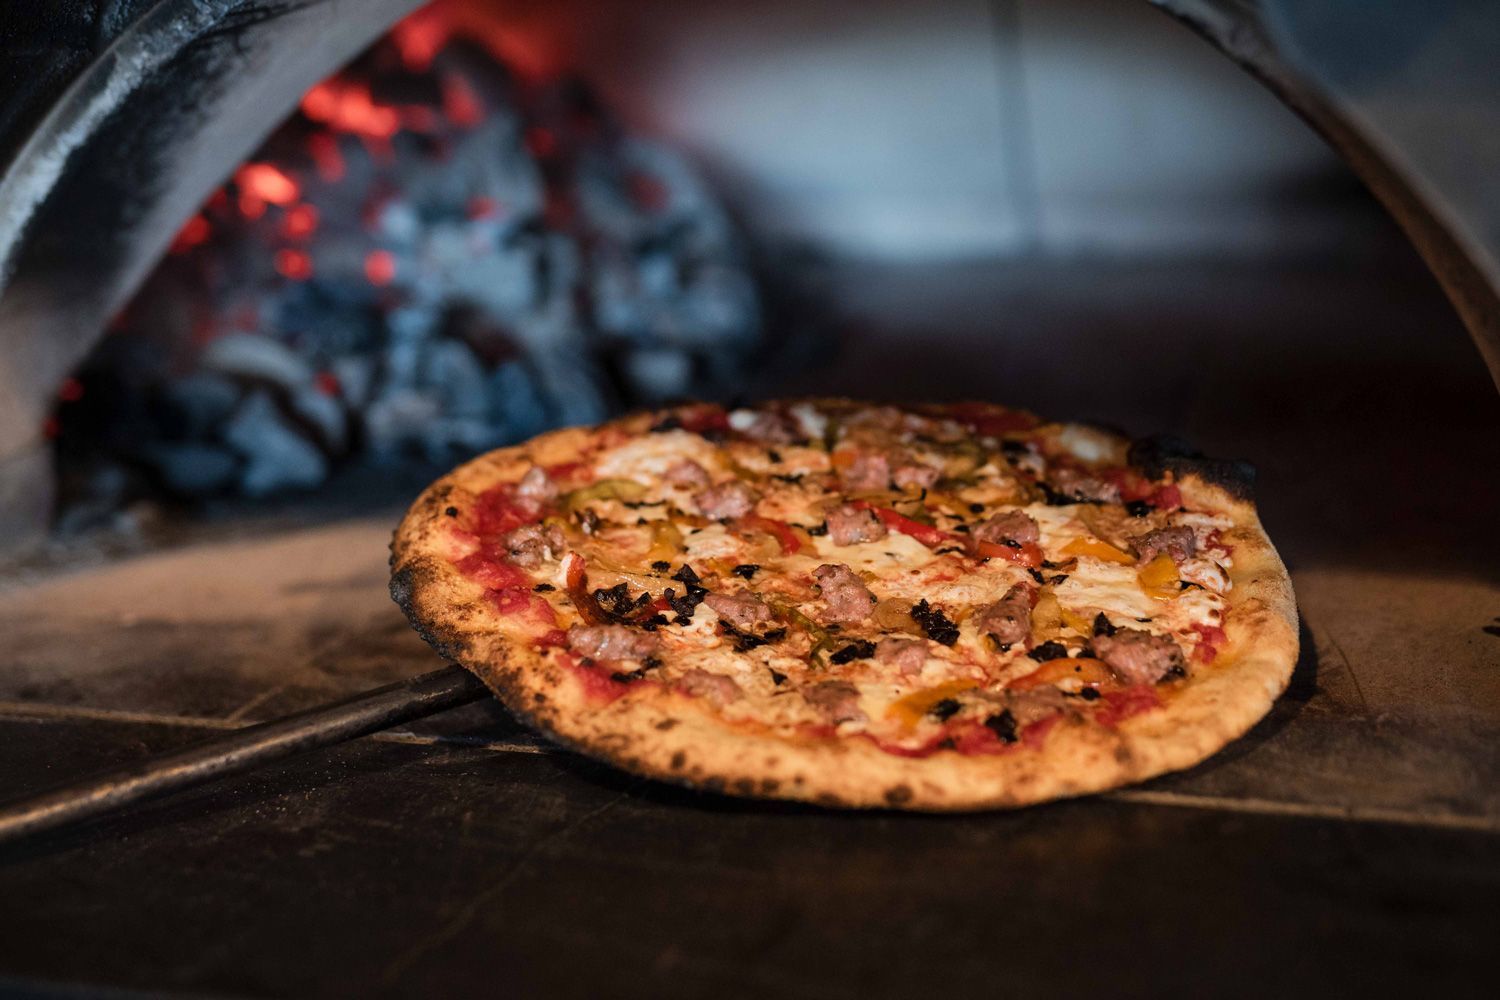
[0, 260, 1495, 996]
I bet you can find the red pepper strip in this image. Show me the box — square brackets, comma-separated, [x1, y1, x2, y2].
[678, 404, 730, 434]
[972, 539, 1043, 569]
[1151, 483, 1182, 510]
[738, 514, 802, 555]
[562, 552, 609, 625]
[942, 401, 1039, 436]
[857, 503, 952, 549]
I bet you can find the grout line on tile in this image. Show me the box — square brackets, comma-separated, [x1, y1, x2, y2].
[1108, 789, 1500, 834]
[0, 700, 547, 754]
[5, 700, 1498, 831]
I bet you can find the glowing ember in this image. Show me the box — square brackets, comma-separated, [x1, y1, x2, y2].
[235, 163, 300, 205]
[300, 80, 400, 140]
[273, 248, 313, 281]
[169, 214, 211, 254]
[279, 203, 319, 241]
[48, 9, 769, 523]
[363, 250, 396, 286]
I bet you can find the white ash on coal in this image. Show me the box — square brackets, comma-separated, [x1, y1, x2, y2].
[49, 31, 764, 525]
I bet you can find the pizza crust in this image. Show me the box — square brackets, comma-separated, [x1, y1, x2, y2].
[391, 411, 1298, 811]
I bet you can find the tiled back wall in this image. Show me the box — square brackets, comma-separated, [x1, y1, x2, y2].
[478, 0, 1381, 261]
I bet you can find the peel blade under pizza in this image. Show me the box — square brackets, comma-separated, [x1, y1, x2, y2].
[391, 399, 1297, 810]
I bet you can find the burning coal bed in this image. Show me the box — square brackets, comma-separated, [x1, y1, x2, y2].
[49, 28, 765, 532]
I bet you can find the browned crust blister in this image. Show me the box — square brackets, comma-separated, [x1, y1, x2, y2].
[390, 407, 1299, 811]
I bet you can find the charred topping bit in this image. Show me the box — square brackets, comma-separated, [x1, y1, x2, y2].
[533, 583, 555, 592]
[968, 503, 985, 514]
[910, 599, 960, 646]
[672, 564, 701, 586]
[642, 655, 663, 671]
[1125, 500, 1153, 518]
[444, 506, 460, 517]
[1093, 613, 1117, 637]
[936, 546, 966, 556]
[1162, 663, 1188, 681]
[638, 614, 670, 631]
[829, 640, 877, 664]
[929, 698, 962, 721]
[593, 582, 652, 624]
[663, 583, 708, 623]
[1028, 640, 1069, 662]
[984, 710, 1019, 743]
[610, 669, 646, 684]
[805, 521, 829, 537]
[732, 563, 760, 580]
[1049, 574, 1069, 585]
[1027, 568, 1047, 585]
[719, 622, 788, 652]
[768, 449, 783, 463]
[769, 669, 787, 686]
[1078, 687, 1101, 701]
[651, 560, 672, 572]
[649, 414, 684, 432]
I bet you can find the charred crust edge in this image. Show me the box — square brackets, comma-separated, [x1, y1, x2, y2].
[389, 563, 472, 664]
[1128, 434, 1256, 501]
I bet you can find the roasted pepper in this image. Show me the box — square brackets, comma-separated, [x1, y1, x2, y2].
[886, 680, 978, 729]
[562, 478, 648, 512]
[1137, 553, 1181, 599]
[1061, 537, 1136, 565]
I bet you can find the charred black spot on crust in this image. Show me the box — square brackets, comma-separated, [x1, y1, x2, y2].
[389, 564, 473, 665]
[533, 693, 547, 704]
[814, 792, 844, 807]
[760, 778, 780, 793]
[1128, 434, 1256, 500]
[733, 778, 757, 795]
[670, 751, 687, 769]
[884, 784, 914, 806]
[444, 506, 459, 517]
[655, 718, 678, 730]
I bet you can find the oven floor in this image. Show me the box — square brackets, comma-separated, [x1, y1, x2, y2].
[0, 257, 1495, 997]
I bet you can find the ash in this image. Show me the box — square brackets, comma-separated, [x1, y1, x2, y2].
[52, 36, 762, 527]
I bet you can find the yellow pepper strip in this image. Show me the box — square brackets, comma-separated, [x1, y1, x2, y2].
[1138, 553, 1181, 600]
[1061, 537, 1136, 565]
[1010, 657, 1112, 692]
[562, 478, 648, 512]
[1059, 607, 1096, 636]
[645, 521, 684, 564]
[886, 680, 979, 729]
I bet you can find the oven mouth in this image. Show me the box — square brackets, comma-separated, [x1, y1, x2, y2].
[1, 0, 1498, 552]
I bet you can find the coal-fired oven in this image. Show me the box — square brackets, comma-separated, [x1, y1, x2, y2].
[0, 3, 1497, 992]
[2, 0, 1499, 547]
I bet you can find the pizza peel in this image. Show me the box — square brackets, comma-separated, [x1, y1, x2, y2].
[0, 664, 486, 845]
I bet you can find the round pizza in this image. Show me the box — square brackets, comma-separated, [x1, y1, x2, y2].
[391, 399, 1297, 810]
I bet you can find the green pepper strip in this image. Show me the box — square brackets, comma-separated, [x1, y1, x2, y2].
[562, 478, 648, 512]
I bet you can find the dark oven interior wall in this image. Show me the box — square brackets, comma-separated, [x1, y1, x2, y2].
[0, 1, 159, 166]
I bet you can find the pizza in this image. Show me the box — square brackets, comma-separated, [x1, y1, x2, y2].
[391, 399, 1297, 810]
